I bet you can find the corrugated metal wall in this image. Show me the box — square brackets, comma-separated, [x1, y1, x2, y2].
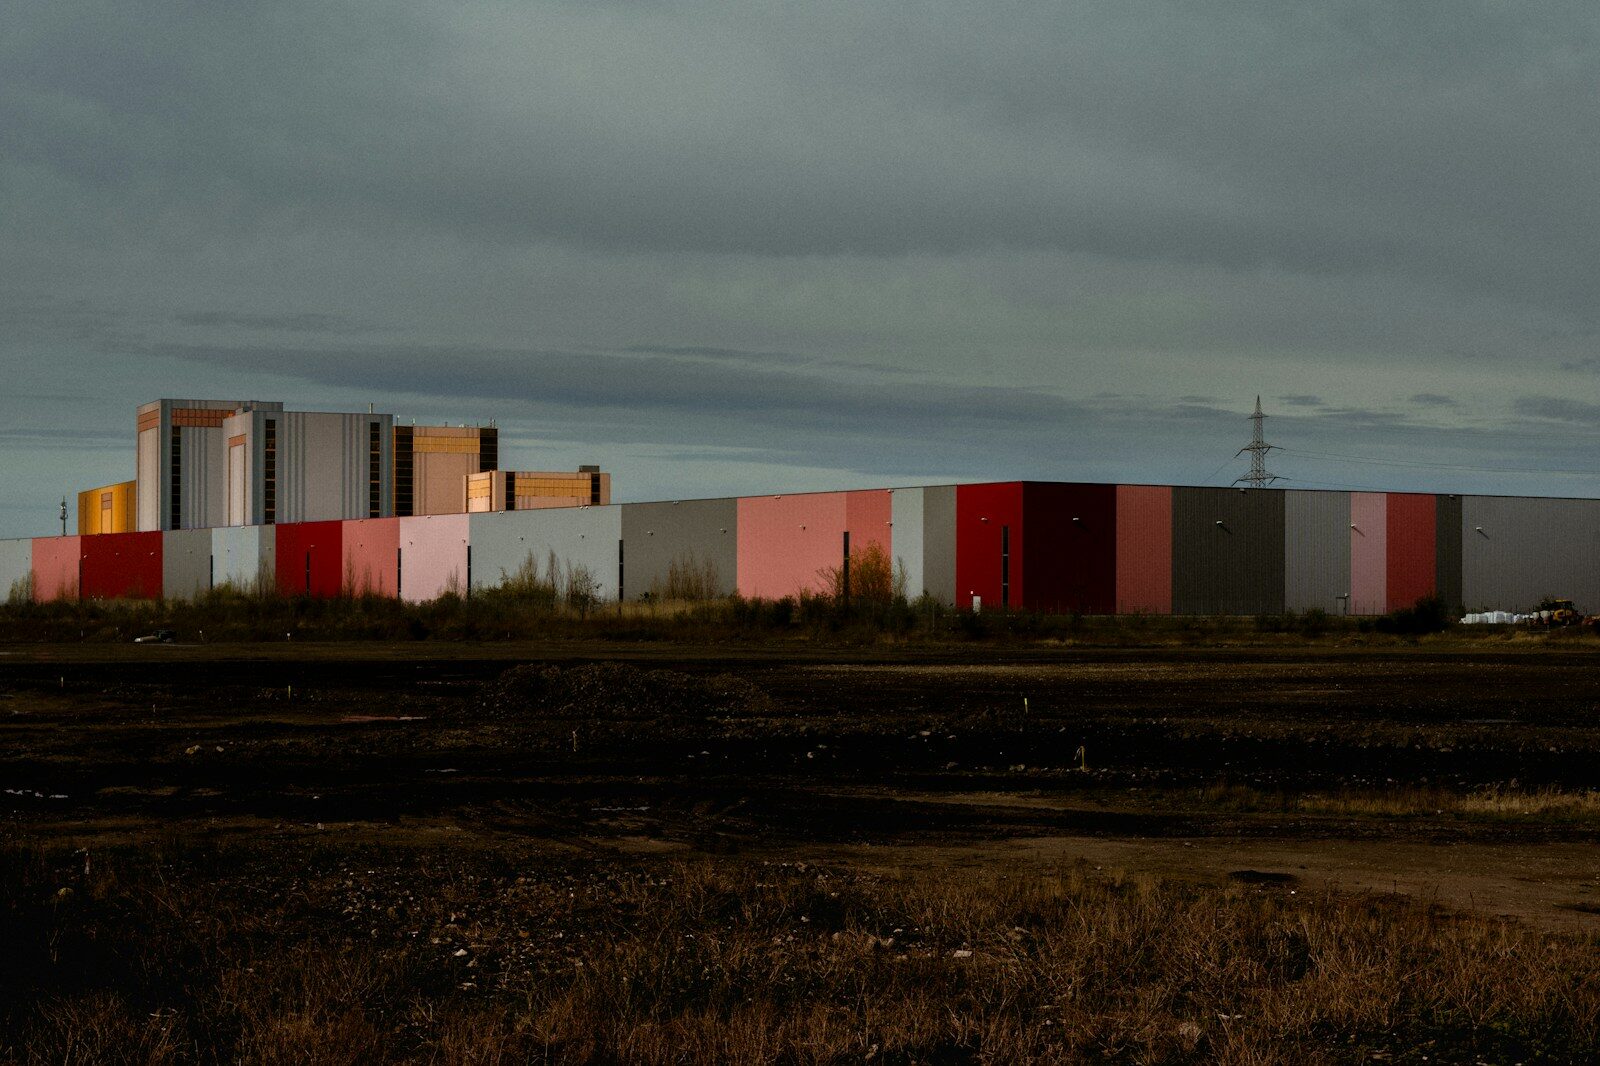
[845, 489, 894, 556]
[922, 485, 957, 604]
[469, 507, 623, 599]
[81, 531, 163, 600]
[0, 539, 32, 602]
[1435, 495, 1463, 614]
[212, 526, 274, 592]
[31, 537, 80, 602]
[1171, 488, 1285, 615]
[1115, 485, 1171, 614]
[1348, 492, 1387, 615]
[1385, 493, 1436, 611]
[889, 488, 925, 597]
[398, 515, 470, 602]
[276, 413, 393, 524]
[162, 528, 212, 600]
[273, 521, 345, 597]
[1461, 496, 1600, 613]
[736, 493, 850, 600]
[622, 499, 736, 600]
[955, 482, 1023, 611]
[1021, 482, 1116, 614]
[343, 518, 400, 597]
[1283, 490, 1349, 614]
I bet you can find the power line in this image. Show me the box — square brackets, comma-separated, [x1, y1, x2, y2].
[1281, 448, 1599, 478]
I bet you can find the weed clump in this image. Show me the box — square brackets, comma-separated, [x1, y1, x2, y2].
[477, 662, 772, 722]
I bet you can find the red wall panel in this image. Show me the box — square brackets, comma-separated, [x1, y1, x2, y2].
[1115, 485, 1172, 613]
[31, 536, 82, 603]
[1022, 482, 1117, 614]
[1386, 493, 1437, 611]
[274, 521, 345, 597]
[736, 493, 851, 599]
[80, 531, 163, 600]
[342, 518, 400, 597]
[955, 482, 1023, 611]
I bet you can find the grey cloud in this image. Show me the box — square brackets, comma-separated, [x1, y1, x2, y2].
[1409, 393, 1456, 407]
[175, 311, 367, 335]
[1513, 396, 1600, 424]
[4, 2, 1598, 318]
[1277, 395, 1324, 408]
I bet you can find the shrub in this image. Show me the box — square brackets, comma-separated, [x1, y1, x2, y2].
[1372, 594, 1450, 636]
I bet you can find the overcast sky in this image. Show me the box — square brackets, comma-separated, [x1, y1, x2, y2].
[3, 1, 1598, 537]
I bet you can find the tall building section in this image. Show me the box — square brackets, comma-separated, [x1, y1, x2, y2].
[136, 400, 283, 531]
[393, 425, 498, 516]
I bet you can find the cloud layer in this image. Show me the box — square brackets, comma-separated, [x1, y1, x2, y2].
[2, 1, 1598, 536]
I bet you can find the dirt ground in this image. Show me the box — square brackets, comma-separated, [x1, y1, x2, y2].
[5, 640, 1599, 936]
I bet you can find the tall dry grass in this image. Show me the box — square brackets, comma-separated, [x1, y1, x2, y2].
[4, 842, 1598, 1064]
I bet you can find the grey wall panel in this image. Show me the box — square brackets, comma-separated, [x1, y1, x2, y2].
[178, 426, 228, 529]
[621, 498, 738, 600]
[163, 528, 213, 600]
[274, 412, 394, 524]
[136, 426, 160, 531]
[1461, 496, 1600, 613]
[922, 485, 957, 604]
[1172, 487, 1286, 615]
[212, 526, 274, 591]
[1283, 490, 1350, 614]
[890, 488, 924, 598]
[469, 507, 623, 598]
[0, 539, 32, 602]
[1435, 494, 1463, 614]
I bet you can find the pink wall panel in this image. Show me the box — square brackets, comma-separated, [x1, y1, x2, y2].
[844, 489, 894, 558]
[1349, 492, 1387, 615]
[398, 514, 470, 602]
[736, 493, 849, 599]
[1116, 485, 1172, 613]
[31, 536, 82, 603]
[343, 518, 400, 597]
[1385, 493, 1436, 611]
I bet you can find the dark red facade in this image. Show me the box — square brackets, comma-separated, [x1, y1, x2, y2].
[955, 482, 1117, 612]
[274, 521, 345, 597]
[80, 531, 163, 600]
[955, 482, 1022, 610]
[1021, 482, 1117, 614]
[1386, 493, 1436, 611]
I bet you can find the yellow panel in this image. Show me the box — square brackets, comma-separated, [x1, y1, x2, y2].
[412, 436, 482, 454]
[76, 480, 137, 534]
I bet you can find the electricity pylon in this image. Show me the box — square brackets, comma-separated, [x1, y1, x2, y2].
[1233, 395, 1282, 488]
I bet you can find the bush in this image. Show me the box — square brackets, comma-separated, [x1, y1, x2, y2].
[1372, 595, 1450, 636]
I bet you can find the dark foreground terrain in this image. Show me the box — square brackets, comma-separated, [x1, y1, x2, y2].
[4, 640, 1600, 1063]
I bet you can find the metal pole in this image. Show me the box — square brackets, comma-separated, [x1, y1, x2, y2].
[842, 531, 850, 607]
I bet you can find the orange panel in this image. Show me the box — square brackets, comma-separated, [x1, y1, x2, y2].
[1116, 484, 1172, 614]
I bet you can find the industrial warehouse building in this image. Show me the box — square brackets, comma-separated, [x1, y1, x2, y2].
[75, 398, 609, 534]
[5, 483, 1600, 616]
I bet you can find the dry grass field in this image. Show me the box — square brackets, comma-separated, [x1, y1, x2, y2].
[4, 637, 1600, 1062]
